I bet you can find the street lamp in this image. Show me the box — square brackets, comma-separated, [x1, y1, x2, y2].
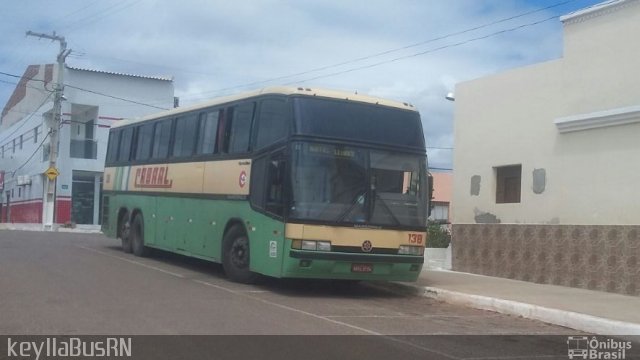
[445, 92, 455, 101]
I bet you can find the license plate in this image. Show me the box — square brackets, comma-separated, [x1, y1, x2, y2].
[351, 263, 373, 273]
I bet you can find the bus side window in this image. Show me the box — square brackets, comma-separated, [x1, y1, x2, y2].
[265, 156, 286, 217]
[250, 152, 286, 217]
[250, 156, 268, 210]
[106, 130, 120, 164]
[172, 113, 198, 158]
[135, 123, 154, 161]
[151, 119, 172, 159]
[197, 109, 220, 155]
[226, 102, 255, 154]
[117, 127, 134, 162]
[255, 99, 290, 151]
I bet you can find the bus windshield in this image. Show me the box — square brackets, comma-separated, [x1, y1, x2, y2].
[293, 97, 424, 149]
[290, 142, 428, 228]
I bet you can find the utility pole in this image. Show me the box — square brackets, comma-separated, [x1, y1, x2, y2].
[26, 31, 71, 230]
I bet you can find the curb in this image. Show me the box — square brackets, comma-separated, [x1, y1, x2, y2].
[0, 224, 102, 234]
[368, 281, 640, 336]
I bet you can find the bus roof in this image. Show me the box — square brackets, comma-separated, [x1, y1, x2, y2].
[112, 86, 417, 129]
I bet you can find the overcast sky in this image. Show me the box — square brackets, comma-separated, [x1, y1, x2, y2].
[0, 0, 603, 170]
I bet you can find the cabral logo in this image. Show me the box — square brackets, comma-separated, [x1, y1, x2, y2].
[134, 166, 173, 189]
[567, 336, 632, 359]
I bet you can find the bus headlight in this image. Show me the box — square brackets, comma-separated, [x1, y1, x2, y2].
[292, 240, 331, 251]
[302, 240, 317, 250]
[398, 245, 424, 256]
[316, 241, 331, 252]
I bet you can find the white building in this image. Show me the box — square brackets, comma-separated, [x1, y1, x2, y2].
[451, 0, 640, 295]
[0, 64, 174, 226]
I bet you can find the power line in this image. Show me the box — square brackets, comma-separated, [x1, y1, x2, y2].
[59, 0, 144, 33]
[282, 15, 561, 86]
[0, 71, 168, 111]
[50, 0, 102, 24]
[0, 92, 54, 146]
[9, 129, 52, 176]
[1, 1, 578, 113]
[0, 79, 19, 87]
[0, 78, 55, 93]
[1, 13, 557, 112]
[63, 84, 169, 110]
[179, 0, 579, 100]
[2, 0, 578, 111]
[0, 78, 55, 118]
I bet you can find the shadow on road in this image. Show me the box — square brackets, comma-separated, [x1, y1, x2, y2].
[104, 244, 407, 300]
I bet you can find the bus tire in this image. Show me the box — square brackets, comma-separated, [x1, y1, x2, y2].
[222, 225, 257, 284]
[119, 211, 132, 253]
[131, 214, 149, 257]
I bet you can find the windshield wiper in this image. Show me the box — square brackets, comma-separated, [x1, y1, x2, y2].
[372, 191, 401, 226]
[335, 190, 366, 223]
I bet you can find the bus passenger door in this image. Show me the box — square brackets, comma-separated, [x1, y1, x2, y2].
[249, 151, 287, 276]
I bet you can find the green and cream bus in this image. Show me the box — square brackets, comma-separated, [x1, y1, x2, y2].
[102, 87, 431, 283]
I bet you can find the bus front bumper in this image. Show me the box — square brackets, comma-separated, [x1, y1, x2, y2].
[282, 249, 424, 281]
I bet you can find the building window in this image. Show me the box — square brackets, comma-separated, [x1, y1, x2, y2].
[19, 135, 23, 150]
[496, 165, 521, 204]
[34, 127, 39, 143]
[12, 139, 15, 153]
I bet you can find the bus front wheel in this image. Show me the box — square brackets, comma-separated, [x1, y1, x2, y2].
[131, 214, 149, 257]
[222, 225, 257, 284]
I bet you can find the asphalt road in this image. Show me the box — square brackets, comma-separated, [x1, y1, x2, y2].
[0, 230, 589, 359]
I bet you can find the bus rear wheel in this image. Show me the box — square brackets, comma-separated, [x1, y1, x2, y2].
[119, 212, 132, 253]
[131, 214, 149, 257]
[222, 225, 257, 284]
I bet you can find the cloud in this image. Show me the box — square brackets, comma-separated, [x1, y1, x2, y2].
[0, 0, 602, 170]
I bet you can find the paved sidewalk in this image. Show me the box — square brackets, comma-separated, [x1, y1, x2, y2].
[377, 270, 640, 335]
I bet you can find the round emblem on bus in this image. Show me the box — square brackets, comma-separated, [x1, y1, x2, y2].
[239, 171, 247, 188]
[361, 240, 373, 253]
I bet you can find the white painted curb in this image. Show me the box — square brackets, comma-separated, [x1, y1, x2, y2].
[0, 223, 102, 233]
[421, 286, 640, 336]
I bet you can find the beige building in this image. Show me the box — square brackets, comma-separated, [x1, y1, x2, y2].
[451, 0, 640, 295]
